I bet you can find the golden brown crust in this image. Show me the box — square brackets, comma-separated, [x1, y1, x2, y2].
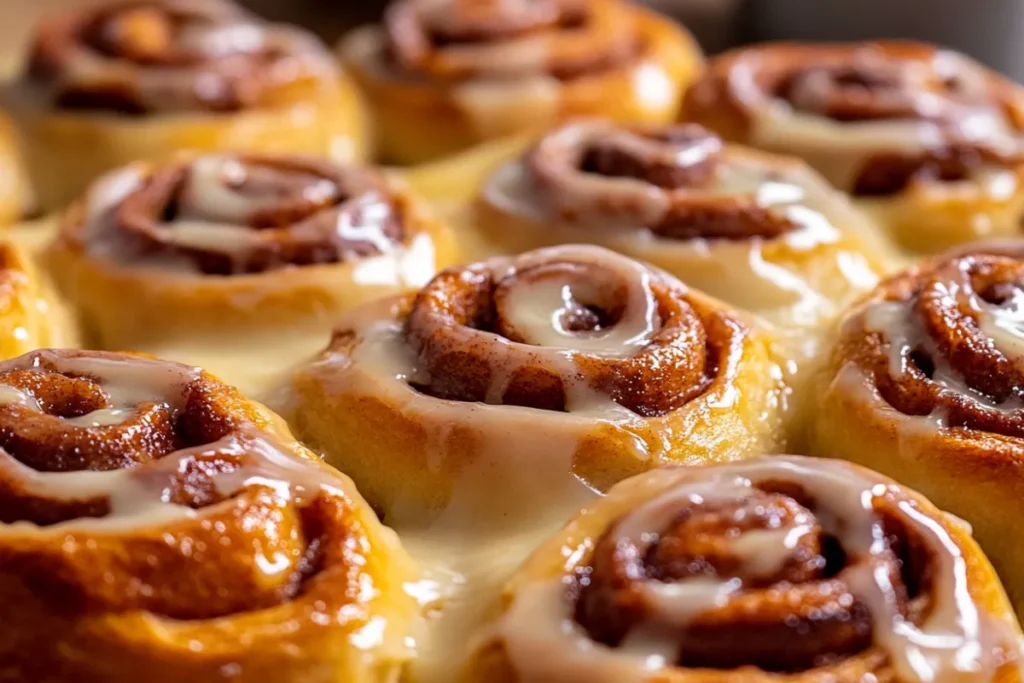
[461, 457, 1023, 682]
[340, 0, 702, 164]
[0, 348, 417, 683]
[809, 241, 1024, 617]
[46, 152, 458, 347]
[286, 245, 786, 527]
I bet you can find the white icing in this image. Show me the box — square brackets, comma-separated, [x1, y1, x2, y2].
[0, 351, 200, 432]
[63, 407, 136, 427]
[289, 245, 731, 529]
[730, 51, 1024, 192]
[489, 457, 1017, 682]
[0, 384, 41, 410]
[492, 247, 660, 356]
[0, 350, 348, 534]
[77, 154, 440, 283]
[726, 523, 815, 578]
[861, 279, 1024, 414]
[178, 155, 338, 227]
[54, 1, 338, 114]
[480, 139, 878, 339]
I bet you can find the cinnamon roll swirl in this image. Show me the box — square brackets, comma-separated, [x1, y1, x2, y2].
[462, 456, 1023, 682]
[285, 245, 785, 529]
[0, 348, 417, 683]
[339, 0, 701, 164]
[684, 42, 1024, 254]
[809, 241, 1024, 617]
[47, 152, 457, 352]
[476, 119, 888, 337]
[5, 0, 367, 211]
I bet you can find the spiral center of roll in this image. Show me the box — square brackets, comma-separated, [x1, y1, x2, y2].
[416, 0, 584, 43]
[525, 121, 799, 241]
[567, 460, 980, 674]
[106, 154, 404, 274]
[384, 0, 637, 79]
[402, 246, 717, 416]
[0, 351, 210, 473]
[88, 7, 180, 63]
[26, 0, 336, 113]
[177, 156, 341, 227]
[781, 62, 933, 122]
[83, 4, 268, 67]
[573, 482, 875, 672]
[644, 494, 824, 587]
[493, 261, 660, 353]
[578, 124, 722, 189]
[865, 252, 1024, 435]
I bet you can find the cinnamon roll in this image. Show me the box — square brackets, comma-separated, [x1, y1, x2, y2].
[0, 348, 417, 683]
[683, 41, 1024, 254]
[462, 456, 1023, 682]
[5, 0, 367, 211]
[809, 241, 1024, 616]
[0, 241, 75, 359]
[285, 245, 785, 529]
[46, 152, 457, 352]
[339, 0, 701, 164]
[476, 119, 888, 337]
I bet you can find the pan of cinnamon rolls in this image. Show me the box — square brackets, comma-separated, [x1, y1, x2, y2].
[0, 0, 1021, 681]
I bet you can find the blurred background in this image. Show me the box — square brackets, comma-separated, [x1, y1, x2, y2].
[3, 0, 1023, 80]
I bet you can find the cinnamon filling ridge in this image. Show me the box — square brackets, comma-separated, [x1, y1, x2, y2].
[101, 154, 406, 275]
[383, 0, 641, 81]
[575, 468, 931, 672]
[0, 349, 346, 621]
[852, 249, 1024, 437]
[342, 246, 745, 417]
[26, 0, 336, 114]
[526, 120, 798, 240]
[767, 46, 1024, 195]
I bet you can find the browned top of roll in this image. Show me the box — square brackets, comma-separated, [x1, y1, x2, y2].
[837, 242, 1024, 437]
[382, 0, 642, 81]
[0, 348, 380, 626]
[65, 153, 409, 275]
[522, 119, 798, 240]
[24, 0, 338, 114]
[685, 41, 1024, 195]
[329, 245, 752, 417]
[570, 458, 960, 676]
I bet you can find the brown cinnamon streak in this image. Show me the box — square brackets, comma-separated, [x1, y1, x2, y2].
[574, 482, 922, 672]
[112, 154, 405, 275]
[528, 121, 797, 241]
[847, 247, 1024, 437]
[0, 350, 333, 621]
[399, 250, 726, 416]
[687, 41, 1024, 196]
[383, 0, 639, 81]
[26, 0, 333, 114]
